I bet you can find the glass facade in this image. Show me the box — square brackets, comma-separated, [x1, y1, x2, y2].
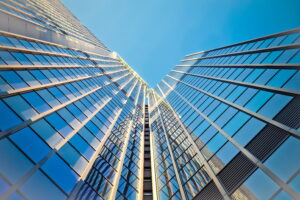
[154, 28, 300, 199]
[0, 0, 300, 200]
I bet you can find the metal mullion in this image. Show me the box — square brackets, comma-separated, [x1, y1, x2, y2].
[168, 75, 300, 139]
[0, 74, 103, 98]
[164, 80, 300, 200]
[185, 28, 300, 58]
[104, 69, 128, 75]
[0, 45, 72, 58]
[176, 63, 300, 69]
[172, 70, 300, 96]
[157, 84, 230, 200]
[108, 104, 139, 200]
[152, 92, 188, 200]
[182, 44, 300, 62]
[0, 80, 115, 140]
[0, 65, 94, 70]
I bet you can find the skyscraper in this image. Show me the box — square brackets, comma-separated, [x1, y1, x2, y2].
[0, 0, 299, 200]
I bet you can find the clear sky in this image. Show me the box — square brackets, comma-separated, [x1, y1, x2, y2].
[61, 0, 300, 87]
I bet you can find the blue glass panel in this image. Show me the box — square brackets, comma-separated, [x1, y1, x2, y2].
[37, 89, 61, 108]
[4, 95, 38, 120]
[273, 191, 293, 200]
[214, 141, 239, 165]
[31, 119, 63, 148]
[233, 118, 266, 146]
[205, 133, 227, 156]
[262, 51, 282, 64]
[16, 71, 40, 86]
[58, 143, 88, 174]
[223, 112, 250, 136]
[46, 113, 73, 138]
[288, 50, 300, 63]
[69, 134, 95, 160]
[0, 71, 28, 89]
[264, 137, 300, 182]
[10, 127, 50, 163]
[258, 94, 292, 119]
[289, 174, 300, 195]
[48, 87, 69, 103]
[20, 170, 66, 200]
[267, 69, 296, 88]
[0, 139, 33, 184]
[283, 71, 300, 91]
[0, 36, 14, 46]
[24, 54, 41, 65]
[240, 169, 279, 199]
[0, 51, 20, 65]
[11, 52, 32, 65]
[274, 49, 299, 63]
[31, 70, 51, 84]
[0, 100, 22, 131]
[42, 154, 78, 194]
[245, 91, 273, 112]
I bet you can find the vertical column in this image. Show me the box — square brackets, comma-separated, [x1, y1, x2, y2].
[143, 105, 153, 199]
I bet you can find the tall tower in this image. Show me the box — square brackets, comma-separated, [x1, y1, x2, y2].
[0, 0, 300, 200]
[154, 28, 300, 199]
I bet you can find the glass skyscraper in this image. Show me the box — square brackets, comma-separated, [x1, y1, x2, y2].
[0, 0, 299, 200]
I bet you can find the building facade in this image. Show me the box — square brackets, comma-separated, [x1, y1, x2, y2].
[0, 0, 299, 200]
[154, 28, 300, 200]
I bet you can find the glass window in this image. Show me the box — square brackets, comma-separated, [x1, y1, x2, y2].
[262, 51, 282, 64]
[16, 71, 40, 86]
[0, 51, 20, 65]
[274, 49, 299, 63]
[264, 137, 300, 182]
[245, 91, 273, 112]
[273, 191, 293, 200]
[19, 170, 66, 200]
[288, 50, 300, 63]
[234, 169, 279, 199]
[0, 100, 23, 131]
[19, 40, 35, 50]
[69, 134, 95, 160]
[267, 69, 296, 88]
[78, 127, 99, 149]
[10, 127, 50, 163]
[22, 92, 51, 113]
[31, 70, 51, 84]
[7, 38, 24, 48]
[31, 119, 63, 148]
[233, 118, 266, 146]
[24, 54, 42, 65]
[45, 113, 73, 138]
[258, 94, 292, 119]
[0, 71, 28, 89]
[57, 108, 81, 129]
[0, 36, 14, 46]
[58, 143, 88, 174]
[0, 177, 10, 195]
[4, 95, 38, 120]
[42, 154, 78, 194]
[283, 71, 300, 91]
[289, 173, 300, 195]
[11, 52, 32, 65]
[0, 139, 33, 184]
[48, 87, 69, 104]
[223, 112, 250, 136]
[204, 132, 227, 158]
[37, 89, 61, 108]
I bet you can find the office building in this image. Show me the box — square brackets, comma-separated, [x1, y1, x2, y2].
[0, 0, 299, 200]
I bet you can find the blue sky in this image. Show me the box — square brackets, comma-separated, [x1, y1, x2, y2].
[62, 0, 300, 87]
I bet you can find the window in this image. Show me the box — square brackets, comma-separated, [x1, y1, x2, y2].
[245, 90, 273, 112]
[4, 95, 38, 120]
[19, 170, 66, 200]
[42, 154, 78, 194]
[0, 51, 20, 65]
[46, 113, 73, 138]
[0, 71, 28, 89]
[0, 100, 23, 131]
[31, 119, 63, 148]
[22, 92, 51, 113]
[11, 52, 33, 65]
[37, 89, 61, 108]
[16, 71, 40, 86]
[264, 137, 300, 182]
[0, 139, 33, 184]
[10, 127, 50, 163]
